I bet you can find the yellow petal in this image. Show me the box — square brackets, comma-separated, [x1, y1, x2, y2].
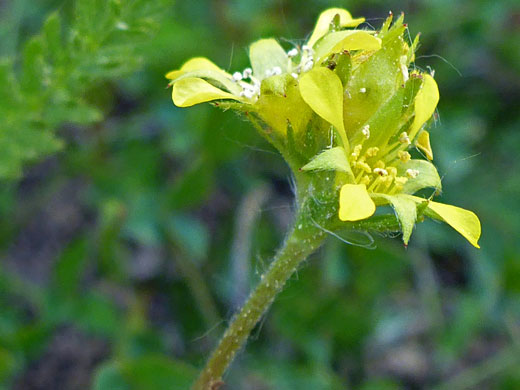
[314, 31, 382, 63]
[307, 8, 365, 48]
[298, 68, 348, 149]
[339, 184, 376, 221]
[416, 130, 433, 160]
[172, 77, 241, 107]
[249, 39, 288, 80]
[409, 73, 439, 138]
[165, 57, 227, 80]
[422, 200, 481, 248]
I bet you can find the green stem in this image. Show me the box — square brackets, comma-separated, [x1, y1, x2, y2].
[192, 207, 325, 389]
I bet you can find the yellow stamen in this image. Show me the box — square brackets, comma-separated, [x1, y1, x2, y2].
[374, 160, 385, 169]
[350, 144, 363, 161]
[399, 131, 411, 145]
[406, 168, 419, 179]
[366, 147, 379, 158]
[387, 166, 397, 177]
[398, 150, 411, 162]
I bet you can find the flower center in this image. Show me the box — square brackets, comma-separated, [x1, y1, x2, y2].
[349, 126, 417, 194]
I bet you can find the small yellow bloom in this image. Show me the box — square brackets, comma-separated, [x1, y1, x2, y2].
[166, 9, 481, 248]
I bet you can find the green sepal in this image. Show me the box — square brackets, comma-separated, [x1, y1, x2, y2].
[373, 193, 418, 245]
[249, 38, 288, 80]
[301, 147, 353, 175]
[397, 159, 442, 194]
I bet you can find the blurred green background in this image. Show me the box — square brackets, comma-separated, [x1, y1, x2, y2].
[0, 0, 519, 389]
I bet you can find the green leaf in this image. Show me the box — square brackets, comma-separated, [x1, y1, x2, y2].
[121, 355, 197, 390]
[0, 0, 171, 181]
[0, 125, 63, 180]
[301, 147, 353, 176]
[42, 12, 63, 64]
[93, 362, 130, 390]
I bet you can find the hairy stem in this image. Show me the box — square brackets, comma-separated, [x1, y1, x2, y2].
[192, 207, 325, 389]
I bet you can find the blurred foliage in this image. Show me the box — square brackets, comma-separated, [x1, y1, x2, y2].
[0, 0, 519, 389]
[0, 0, 169, 179]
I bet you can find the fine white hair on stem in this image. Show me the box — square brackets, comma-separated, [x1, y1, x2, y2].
[310, 216, 376, 249]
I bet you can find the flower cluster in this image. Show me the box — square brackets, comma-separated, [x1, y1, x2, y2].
[166, 8, 481, 248]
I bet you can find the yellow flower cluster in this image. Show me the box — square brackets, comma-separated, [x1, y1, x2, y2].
[166, 8, 481, 248]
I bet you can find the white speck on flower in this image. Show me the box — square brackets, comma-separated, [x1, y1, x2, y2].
[406, 168, 420, 179]
[359, 87, 367, 93]
[374, 168, 388, 176]
[303, 59, 314, 72]
[265, 69, 273, 77]
[272, 66, 282, 76]
[400, 64, 409, 83]
[232, 72, 243, 81]
[302, 45, 314, 54]
[242, 68, 252, 79]
[399, 131, 411, 145]
[239, 88, 255, 99]
[362, 125, 370, 139]
[287, 48, 298, 58]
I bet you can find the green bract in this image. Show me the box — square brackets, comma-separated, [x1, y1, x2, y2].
[166, 9, 481, 248]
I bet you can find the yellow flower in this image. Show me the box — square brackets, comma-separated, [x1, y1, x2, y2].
[166, 9, 481, 248]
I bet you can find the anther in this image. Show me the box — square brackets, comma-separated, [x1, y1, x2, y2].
[362, 125, 370, 139]
[355, 161, 371, 173]
[374, 160, 385, 169]
[303, 59, 314, 72]
[387, 166, 397, 177]
[359, 87, 367, 93]
[351, 144, 363, 160]
[366, 147, 379, 157]
[302, 45, 314, 54]
[400, 64, 409, 83]
[360, 175, 371, 185]
[272, 66, 282, 76]
[232, 72, 243, 81]
[239, 89, 255, 99]
[395, 176, 408, 185]
[291, 72, 299, 79]
[406, 168, 419, 178]
[242, 68, 252, 79]
[374, 168, 388, 176]
[287, 48, 298, 58]
[399, 131, 411, 145]
[398, 150, 411, 162]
